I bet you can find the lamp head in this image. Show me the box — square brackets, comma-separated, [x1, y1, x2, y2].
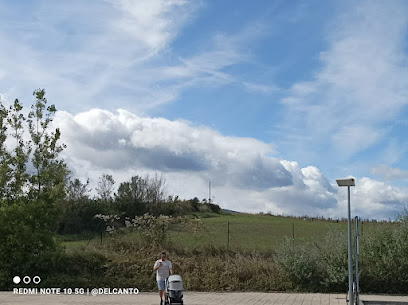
[336, 178, 355, 187]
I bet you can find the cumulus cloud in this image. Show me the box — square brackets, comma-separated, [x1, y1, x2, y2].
[265, 163, 338, 216]
[51, 108, 408, 220]
[340, 178, 408, 220]
[54, 109, 293, 189]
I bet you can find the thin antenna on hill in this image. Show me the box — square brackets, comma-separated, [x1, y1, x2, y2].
[209, 181, 211, 203]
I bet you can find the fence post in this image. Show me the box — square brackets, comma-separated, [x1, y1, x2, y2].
[292, 223, 295, 249]
[355, 216, 360, 305]
[227, 221, 230, 251]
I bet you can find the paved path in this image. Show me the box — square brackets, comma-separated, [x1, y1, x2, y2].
[1, 291, 408, 304]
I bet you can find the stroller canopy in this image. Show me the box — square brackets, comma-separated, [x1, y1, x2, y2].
[167, 275, 183, 291]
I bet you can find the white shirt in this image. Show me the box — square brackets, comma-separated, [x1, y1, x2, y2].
[154, 259, 172, 280]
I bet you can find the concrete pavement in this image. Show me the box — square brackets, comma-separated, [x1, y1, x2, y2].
[1, 291, 408, 304]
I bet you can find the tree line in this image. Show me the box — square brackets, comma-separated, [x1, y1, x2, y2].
[60, 173, 221, 235]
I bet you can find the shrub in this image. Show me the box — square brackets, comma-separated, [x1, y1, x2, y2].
[359, 218, 408, 293]
[0, 200, 63, 290]
[276, 229, 348, 292]
[45, 250, 109, 288]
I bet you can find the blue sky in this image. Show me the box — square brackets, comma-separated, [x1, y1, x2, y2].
[1, 0, 408, 219]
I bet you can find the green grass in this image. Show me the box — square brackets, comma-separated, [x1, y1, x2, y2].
[58, 212, 395, 252]
[166, 213, 378, 251]
[55, 231, 107, 253]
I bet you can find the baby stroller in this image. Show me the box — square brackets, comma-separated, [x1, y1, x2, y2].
[165, 274, 183, 305]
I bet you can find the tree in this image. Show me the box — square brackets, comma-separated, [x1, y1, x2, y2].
[7, 99, 31, 201]
[0, 102, 11, 201]
[115, 178, 147, 218]
[191, 197, 200, 211]
[96, 174, 115, 202]
[27, 89, 69, 201]
[114, 174, 168, 217]
[66, 178, 91, 202]
[146, 174, 167, 205]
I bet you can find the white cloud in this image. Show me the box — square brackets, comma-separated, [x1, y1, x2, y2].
[371, 164, 408, 181]
[341, 177, 408, 220]
[51, 108, 408, 220]
[0, 1, 260, 114]
[331, 125, 385, 159]
[111, 0, 193, 52]
[0, 0, 201, 112]
[279, 0, 408, 165]
[54, 108, 293, 186]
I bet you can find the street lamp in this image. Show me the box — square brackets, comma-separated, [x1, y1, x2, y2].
[336, 178, 355, 304]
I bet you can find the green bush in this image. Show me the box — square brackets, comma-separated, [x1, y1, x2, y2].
[43, 249, 109, 288]
[276, 229, 348, 292]
[359, 219, 408, 293]
[0, 200, 63, 290]
[276, 219, 408, 294]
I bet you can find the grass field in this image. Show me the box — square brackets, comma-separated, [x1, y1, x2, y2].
[167, 212, 393, 251]
[59, 212, 391, 252]
[169, 213, 335, 251]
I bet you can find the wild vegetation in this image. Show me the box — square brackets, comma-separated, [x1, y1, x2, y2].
[0, 90, 407, 294]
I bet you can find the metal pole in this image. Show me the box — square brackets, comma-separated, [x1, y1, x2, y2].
[355, 216, 360, 305]
[347, 186, 354, 304]
[292, 223, 295, 249]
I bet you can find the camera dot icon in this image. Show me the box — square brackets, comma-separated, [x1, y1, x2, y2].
[23, 276, 31, 284]
[33, 276, 41, 284]
[13, 276, 21, 284]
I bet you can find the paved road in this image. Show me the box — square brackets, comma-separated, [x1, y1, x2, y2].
[1, 291, 408, 304]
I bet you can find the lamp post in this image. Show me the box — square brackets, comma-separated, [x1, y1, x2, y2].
[336, 178, 355, 304]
